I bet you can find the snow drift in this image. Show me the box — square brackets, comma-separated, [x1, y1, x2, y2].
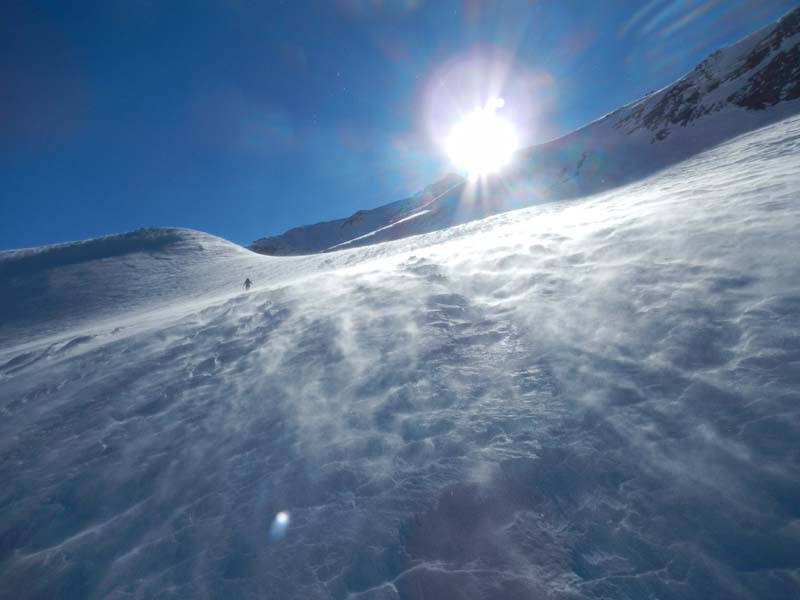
[1, 110, 799, 598]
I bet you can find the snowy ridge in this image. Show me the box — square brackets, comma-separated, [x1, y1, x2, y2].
[250, 174, 463, 256]
[0, 228, 265, 347]
[2, 114, 799, 598]
[250, 6, 800, 256]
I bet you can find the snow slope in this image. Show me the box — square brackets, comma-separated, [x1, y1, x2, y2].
[251, 6, 800, 256]
[0, 229, 264, 347]
[2, 115, 800, 599]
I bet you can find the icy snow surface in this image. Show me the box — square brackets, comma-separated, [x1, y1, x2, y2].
[2, 116, 800, 599]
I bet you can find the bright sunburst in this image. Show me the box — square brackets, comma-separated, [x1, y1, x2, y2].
[446, 98, 518, 178]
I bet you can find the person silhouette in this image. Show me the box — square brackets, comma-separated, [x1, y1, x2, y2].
[243, 277, 252, 291]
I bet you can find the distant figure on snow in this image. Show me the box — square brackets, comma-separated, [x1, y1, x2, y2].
[243, 277, 252, 291]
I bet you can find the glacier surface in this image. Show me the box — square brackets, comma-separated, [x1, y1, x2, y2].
[1, 116, 800, 599]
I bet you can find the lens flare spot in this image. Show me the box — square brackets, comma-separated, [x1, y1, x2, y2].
[268, 510, 291, 542]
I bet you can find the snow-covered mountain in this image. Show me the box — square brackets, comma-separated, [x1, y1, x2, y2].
[250, 174, 464, 255]
[2, 110, 800, 599]
[251, 6, 800, 256]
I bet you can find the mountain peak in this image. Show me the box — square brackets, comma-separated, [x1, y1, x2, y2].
[250, 6, 800, 256]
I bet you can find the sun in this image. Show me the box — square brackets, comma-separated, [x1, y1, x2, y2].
[446, 99, 518, 178]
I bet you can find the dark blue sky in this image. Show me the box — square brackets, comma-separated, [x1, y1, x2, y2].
[1, 0, 797, 250]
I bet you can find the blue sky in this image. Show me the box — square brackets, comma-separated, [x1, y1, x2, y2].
[1, 0, 797, 250]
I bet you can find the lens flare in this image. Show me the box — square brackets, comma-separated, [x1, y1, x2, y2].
[446, 100, 518, 177]
[268, 510, 291, 542]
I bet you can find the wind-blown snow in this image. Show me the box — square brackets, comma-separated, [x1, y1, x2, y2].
[2, 115, 800, 599]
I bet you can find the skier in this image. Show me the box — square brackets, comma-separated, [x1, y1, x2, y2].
[243, 277, 252, 291]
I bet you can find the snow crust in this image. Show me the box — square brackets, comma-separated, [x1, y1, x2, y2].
[2, 115, 800, 599]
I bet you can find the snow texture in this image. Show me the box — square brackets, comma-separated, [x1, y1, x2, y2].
[250, 6, 800, 257]
[1, 113, 800, 599]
